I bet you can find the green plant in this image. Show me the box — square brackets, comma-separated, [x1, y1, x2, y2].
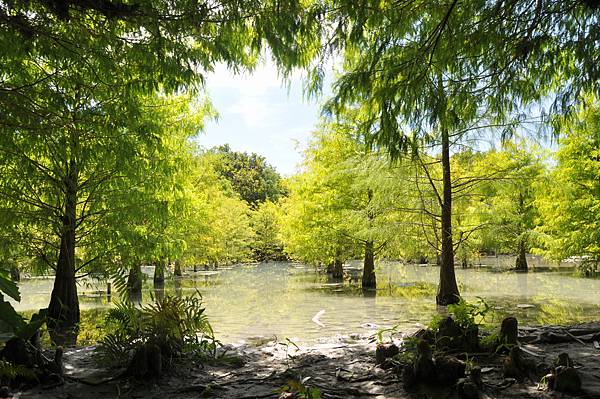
[0, 360, 37, 385]
[371, 324, 401, 344]
[280, 378, 322, 399]
[280, 337, 300, 369]
[428, 314, 444, 331]
[394, 336, 420, 365]
[480, 332, 515, 353]
[97, 292, 216, 365]
[447, 297, 492, 329]
[479, 333, 499, 348]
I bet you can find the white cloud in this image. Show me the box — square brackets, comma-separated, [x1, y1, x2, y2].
[200, 53, 332, 176]
[226, 96, 286, 128]
[207, 57, 304, 96]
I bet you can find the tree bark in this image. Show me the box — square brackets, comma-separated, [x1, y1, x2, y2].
[154, 260, 165, 286]
[362, 240, 376, 289]
[173, 259, 182, 277]
[436, 127, 460, 305]
[515, 238, 528, 271]
[9, 260, 20, 282]
[47, 158, 79, 332]
[127, 263, 143, 298]
[332, 258, 344, 279]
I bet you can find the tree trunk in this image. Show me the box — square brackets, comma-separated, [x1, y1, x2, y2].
[9, 261, 19, 282]
[47, 158, 79, 333]
[127, 263, 143, 299]
[362, 240, 376, 289]
[332, 258, 344, 279]
[173, 259, 182, 277]
[436, 128, 460, 306]
[326, 262, 334, 274]
[515, 239, 528, 271]
[154, 260, 165, 286]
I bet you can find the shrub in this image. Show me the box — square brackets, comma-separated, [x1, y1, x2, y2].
[97, 292, 217, 367]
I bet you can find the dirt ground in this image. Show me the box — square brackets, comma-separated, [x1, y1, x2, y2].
[15, 326, 600, 399]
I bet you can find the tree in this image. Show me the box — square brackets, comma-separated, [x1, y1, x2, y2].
[0, 0, 327, 332]
[181, 153, 254, 268]
[477, 144, 546, 270]
[249, 201, 286, 261]
[0, 90, 208, 332]
[537, 102, 600, 266]
[281, 120, 415, 287]
[207, 145, 287, 207]
[294, 0, 600, 303]
[1, 0, 323, 111]
[319, 32, 489, 304]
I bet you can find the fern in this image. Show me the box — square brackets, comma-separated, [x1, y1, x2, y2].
[96, 292, 217, 365]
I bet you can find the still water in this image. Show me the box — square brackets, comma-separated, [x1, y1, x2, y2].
[10, 260, 600, 344]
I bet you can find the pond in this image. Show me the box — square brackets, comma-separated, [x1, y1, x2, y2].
[10, 259, 600, 344]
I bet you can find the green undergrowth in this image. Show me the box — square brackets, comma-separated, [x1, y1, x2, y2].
[387, 282, 437, 298]
[96, 292, 217, 366]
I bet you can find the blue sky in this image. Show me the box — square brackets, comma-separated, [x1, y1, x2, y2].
[198, 59, 331, 176]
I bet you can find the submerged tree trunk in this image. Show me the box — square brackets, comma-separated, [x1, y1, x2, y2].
[515, 239, 528, 271]
[127, 263, 143, 300]
[47, 158, 79, 333]
[362, 240, 376, 289]
[173, 259, 182, 277]
[154, 260, 165, 286]
[327, 248, 344, 279]
[362, 188, 376, 289]
[436, 128, 460, 306]
[332, 258, 344, 279]
[9, 261, 19, 282]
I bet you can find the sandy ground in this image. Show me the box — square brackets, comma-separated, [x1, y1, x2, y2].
[14, 328, 600, 399]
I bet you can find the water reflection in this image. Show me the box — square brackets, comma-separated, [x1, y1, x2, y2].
[10, 261, 600, 343]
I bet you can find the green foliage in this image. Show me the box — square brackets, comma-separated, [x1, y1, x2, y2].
[208, 145, 287, 207]
[371, 325, 401, 345]
[446, 297, 493, 330]
[249, 201, 286, 261]
[314, 1, 597, 136]
[390, 282, 437, 299]
[0, 360, 37, 385]
[394, 336, 420, 366]
[97, 293, 216, 365]
[177, 151, 264, 267]
[280, 119, 426, 266]
[480, 332, 514, 354]
[280, 379, 322, 399]
[447, 143, 547, 262]
[536, 102, 600, 264]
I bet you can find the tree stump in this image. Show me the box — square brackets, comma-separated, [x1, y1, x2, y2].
[436, 317, 462, 350]
[414, 340, 435, 382]
[146, 343, 163, 378]
[553, 366, 581, 394]
[375, 343, 399, 366]
[436, 355, 466, 386]
[555, 352, 573, 368]
[0, 338, 33, 367]
[500, 317, 518, 346]
[503, 346, 535, 381]
[127, 345, 148, 379]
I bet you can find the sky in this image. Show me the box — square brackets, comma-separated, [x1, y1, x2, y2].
[198, 59, 331, 176]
